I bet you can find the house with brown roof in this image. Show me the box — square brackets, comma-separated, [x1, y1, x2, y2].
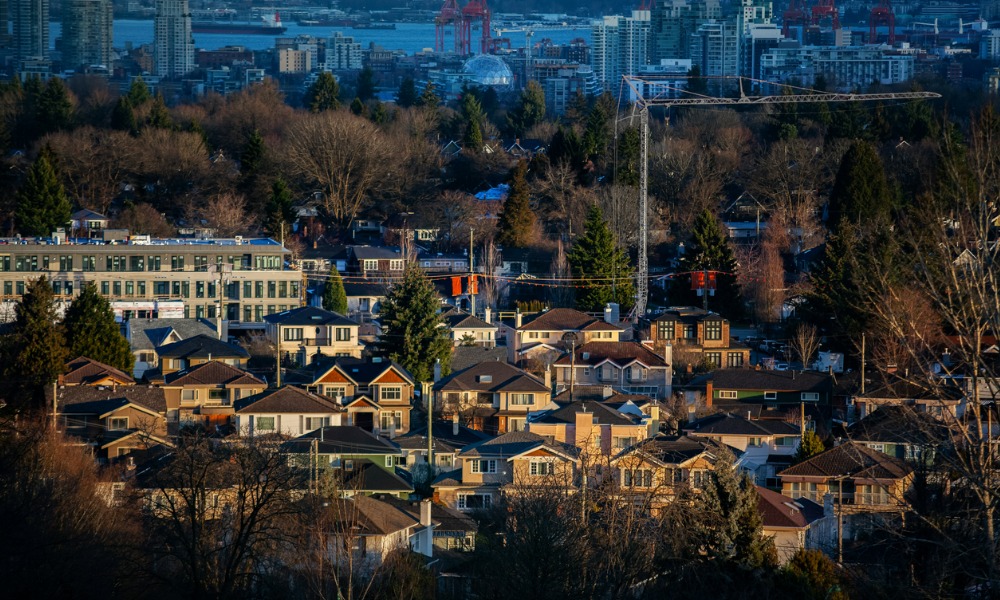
[161, 361, 267, 426]
[647, 307, 750, 370]
[435, 361, 551, 435]
[153, 334, 250, 379]
[526, 400, 656, 457]
[394, 418, 494, 473]
[51, 384, 170, 463]
[233, 386, 346, 437]
[506, 308, 623, 367]
[777, 441, 914, 513]
[432, 431, 579, 511]
[441, 308, 498, 348]
[60, 356, 135, 387]
[553, 341, 672, 400]
[318, 495, 434, 573]
[756, 486, 826, 564]
[608, 434, 722, 511]
[683, 412, 802, 485]
[850, 373, 964, 422]
[293, 357, 415, 435]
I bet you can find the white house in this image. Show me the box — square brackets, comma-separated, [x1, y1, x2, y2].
[233, 386, 345, 437]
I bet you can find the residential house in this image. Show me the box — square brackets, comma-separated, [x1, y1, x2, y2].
[527, 400, 655, 458]
[507, 308, 623, 366]
[153, 334, 250, 379]
[647, 307, 750, 370]
[608, 434, 721, 510]
[777, 442, 914, 513]
[264, 306, 363, 366]
[52, 384, 170, 463]
[233, 386, 346, 437]
[375, 494, 478, 553]
[554, 341, 672, 400]
[435, 361, 551, 434]
[688, 368, 833, 409]
[432, 431, 579, 511]
[347, 245, 406, 279]
[61, 356, 135, 386]
[124, 318, 220, 379]
[161, 361, 267, 426]
[441, 308, 497, 348]
[682, 412, 801, 486]
[382, 212, 440, 246]
[851, 373, 964, 421]
[70, 208, 110, 235]
[294, 357, 416, 435]
[394, 418, 494, 473]
[417, 251, 469, 274]
[845, 405, 951, 464]
[720, 192, 769, 244]
[756, 486, 826, 564]
[282, 426, 412, 497]
[450, 345, 509, 372]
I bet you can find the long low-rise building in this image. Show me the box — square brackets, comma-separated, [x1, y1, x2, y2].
[0, 236, 302, 328]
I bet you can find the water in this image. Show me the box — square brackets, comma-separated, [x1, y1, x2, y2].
[49, 20, 592, 54]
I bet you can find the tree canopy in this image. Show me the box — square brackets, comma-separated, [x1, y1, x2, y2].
[304, 72, 341, 112]
[16, 148, 72, 237]
[375, 265, 451, 382]
[322, 265, 348, 315]
[495, 160, 537, 248]
[3, 277, 68, 405]
[62, 283, 135, 374]
[676, 210, 742, 318]
[568, 205, 635, 311]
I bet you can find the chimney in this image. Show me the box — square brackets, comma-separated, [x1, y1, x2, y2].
[515, 310, 523, 329]
[433, 359, 442, 383]
[544, 366, 551, 390]
[484, 306, 492, 324]
[420, 498, 432, 527]
[648, 404, 660, 436]
[604, 304, 612, 323]
[705, 380, 713, 408]
[575, 405, 594, 449]
[452, 413, 459, 436]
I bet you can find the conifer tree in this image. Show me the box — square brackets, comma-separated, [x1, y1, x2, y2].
[62, 283, 134, 374]
[677, 210, 741, 317]
[322, 266, 348, 315]
[146, 93, 173, 130]
[3, 277, 68, 406]
[495, 160, 537, 248]
[263, 178, 295, 240]
[397, 77, 417, 108]
[304, 72, 340, 112]
[356, 67, 376, 102]
[417, 82, 439, 108]
[240, 129, 266, 177]
[16, 148, 72, 237]
[376, 265, 451, 381]
[111, 97, 136, 132]
[794, 429, 826, 464]
[34, 77, 74, 136]
[828, 140, 893, 228]
[508, 80, 546, 136]
[461, 93, 485, 151]
[126, 77, 152, 106]
[568, 205, 635, 311]
[350, 97, 366, 117]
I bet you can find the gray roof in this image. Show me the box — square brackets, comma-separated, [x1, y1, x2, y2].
[449, 346, 508, 372]
[691, 368, 833, 394]
[283, 426, 402, 456]
[530, 400, 639, 426]
[618, 434, 720, 465]
[374, 495, 478, 534]
[460, 430, 578, 460]
[156, 334, 249, 360]
[342, 460, 414, 493]
[350, 245, 403, 260]
[683, 412, 801, 437]
[235, 386, 345, 414]
[441, 309, 493, 330]
[50, 384, 167, 414]
[262, 306, 357, 327]
[436, 361, 549, 394]
[127, 318, 219, 351]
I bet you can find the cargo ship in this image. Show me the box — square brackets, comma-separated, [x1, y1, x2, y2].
[192, 12, 287, 35]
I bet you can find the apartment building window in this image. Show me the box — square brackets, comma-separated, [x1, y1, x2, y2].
[255, 417, 275, 432]
[0, 256, 9, 271]
[255, 281, 264, 298]
[125, 281, 134, 296]
[3, 282, 12, 296]
[255, 255, 282, 270]
[529, 460, 554, 476]
[153, 282, 169, 296]
[15, 281, 24, 295]
[656, 320, 674, 340]
[137, 281, 146, 296]
[727, 352, 744, 367]
[196, 305, 205, 319]
[107, 256, 126, 272]
[15, 256, 37, 272]
[147, 256, 161, 271]
[101, 281, 110, 295]
[284, 328, 303, 341]
[194, 256, 209, 271]
[624, 469, 653, 487]
[130, 256, 144, 271]
[109, 417, 128, 431]
[207, 282, 217, 298]
[267, 282, 276, 298]
[42, 256, 49, 270]
[381, 386, 402, 401]
[196, 282, 205, 298]
[290, 281, 300, 299]
[509, 393, 533, 406]
[242, 281, 252, 299]
[243, 305, 252, 322]
[704, 352, 722, 368]
[112, 282, 122, 296]
[81, 256, 95, 271]
[457, 493, 491, 510]
[171, 256, 185, 270]
[267, 305, 276, 315]
[52, 281, 62, 295]
[255, 306, 263, 322]
[278, 281, 287, 298]
[59, 255, 73, 271]
[704, 320, 723, 340]
[470, 459, 497, 474]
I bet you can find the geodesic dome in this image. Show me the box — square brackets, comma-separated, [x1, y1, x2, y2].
[462, 55, 513, 89]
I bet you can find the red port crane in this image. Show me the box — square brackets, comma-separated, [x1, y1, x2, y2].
[869, 0, 896, 44]
[435, 0, 464, 53]
[461, 0, 493, 55]
[782, 0, 808, 37]
[810, 0, 841, 29]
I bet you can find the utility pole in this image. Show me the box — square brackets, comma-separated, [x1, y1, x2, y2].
[837, 476, 844, 564]
[623, 76, 940, 317]
[469, 228, 475, 316]
[425, 381, 434, 471]
[276, 324, 282, 388]
[702, 267, 709, 312]
[861, 333, 866, 395]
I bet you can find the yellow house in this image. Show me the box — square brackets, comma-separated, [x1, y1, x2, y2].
[161, 361, 267, 426]
[264, 306, 363, 366]
[526, 400, 654, 458]
[507, 308, 623, 366]
[435, 361, 551, 434]
[608, 434, 722, 511]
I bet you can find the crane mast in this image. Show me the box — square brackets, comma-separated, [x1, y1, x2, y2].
[622, 75, 941, 318]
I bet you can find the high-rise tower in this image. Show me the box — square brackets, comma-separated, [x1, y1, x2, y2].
[154, 0, 194, 77]
[591, 10, 651, 96]
[12, 0, 49, 62]
[62, 0, 113, 69]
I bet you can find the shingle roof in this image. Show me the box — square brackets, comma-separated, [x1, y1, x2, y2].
[619, 434, 718, 465]
[684, 412, 801, 437]
[530, 400, 639, 426]
[283, 426, 402, 455]
[519, 308, 622, 332]
[651, 307, 725, 324]
[301, 356, 414, 386]
[449, 346, 508, 372]
[127, 319, 220, 351]
[327, 494, 419, 536]
[845, 405, 952, 446]
[757, 486, 812, 529]
[398, 420, 494, 450]
[342, 281, 389, 297]
[441, 310, 493, 330]
[460, 430, 578, 460]
[855, 373, 963, 402]
[436, 361, 549, 393]
[553, 341, 667, 368]
[164, 361, 265, 386]
[156, 334, 249, 360]
[779, 441, 913, 480]
[51, 384, 167, 414]
[63, 357, 135, 386]
[431, 468, 463, 487]
[350, 245, 403, 260]
[374, 495, 478, 534]
[234, 386, 344, 414]
[262, 306, 357, 327]
[697, 368, 833, 393]
[342, 460, 414, 493]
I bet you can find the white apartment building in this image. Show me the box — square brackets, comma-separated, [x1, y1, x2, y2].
[154, 0, 194, 77]
[760, 45, 915, 89]
[326, 32, 362, 71]
[592, 10, 651, 96]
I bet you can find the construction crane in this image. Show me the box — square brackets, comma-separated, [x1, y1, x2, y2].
[869, 0, 896, 44]
[621, 75, 941, 317]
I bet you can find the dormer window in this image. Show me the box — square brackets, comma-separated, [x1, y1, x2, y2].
[478, 375, 492, 383]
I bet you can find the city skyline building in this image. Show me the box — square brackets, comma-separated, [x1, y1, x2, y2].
[591, 9, 650, 95]
[326, 31, 362, 71]
[154, 0, 194, 78]
[649, 0, 720, 62]
[61, 0, 113, 70]
[12, 0, 49, 62]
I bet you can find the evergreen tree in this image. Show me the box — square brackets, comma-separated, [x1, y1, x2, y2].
[828, 140, 893, 228]
[563, 89, 589, 126]
[507, 80, 546, 136]
[495, 160, 537, 248]
[463, 117, 483, 150]
[583, 99, 611, 161]
[794, 429, 826, 463]
[126, 77, 152, 107]
[322, 265, 348, 315]
[263, 178, 295, 240]
[146, 93, 173, 130]
[686, 65, 708, 96]
[461, 93, 485, 151]
[417, 81, 439, 108]
[568, 205, 635, 311]
[376, 265, 452, 382]
[350, 96, 366, 117]
[240, 129, 266, 177]
[16, 149, 72, 237]
[397, 77, 418, 108]
[615, 126, 641, 186]
[802, 223, 870, 339]
[304, 72, 341, 112]
[676, 210, 742, 318]
[34, 78, 74, 136]
[111, 97, 136, 132]
[62, 283, 134, 374]
[548, 126, 586, 170]
[356, 67, 376, 102]
[3, 277, 68, 406]
[370, 101, 390, 125]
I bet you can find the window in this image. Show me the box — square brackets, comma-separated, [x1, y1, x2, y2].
[509, 393, 533, 406]
[764, 391, 777, 400]
[627, 366, 647, 382]
[776, 436, 797, 447]
[389, 259, 404, 270]
[656, 320, 675, 340]
[613, 436, 638, 450]
[0, 256, 10, 272]
[509, 418, 525, 431]
[868, 443, 885, 453]
[255, 417, 275, 431]
[268, 282, 276, 298]
[324, 386, 346, 400]
[470, 459, 497, 474]
[278, 281, 287, 298]
[284, 328, 303, 341]
[682, 324, 696, 340]
[254, 255, 282, 270]
[381, 386, 402, 401]
[171, 255, 185, 271]
[59, 255, 73, 271]
[112, 281, 121, 296]
[194, 255, 209, 271]
[363, 259, 378, 271]
[727, 352, 744, 367]
[181, 390, 197, 401]
[704, 320, 723, 340]
[82, 256, 95, 271]
[380, 411, 403, 431]
[153, 281, 169, 296]
[52, 281, 62, 295]
[801, 392, 820, 402]
[305, 417, 328, 430]
[130, 256, 144, 271]
[704, 352, 722, 368]
[457, 493, 492, 510]
[336, 327, 351, 341]
[147, 256, 161, 271]
[109, 417, 128, 430]
[624, 469, 653, 487]
[691, 470, 709, 489]
[717, 390, 738, 400]
[196, 282, 205, 298]
[747, 437, 763, 447]
[207, 389, 227, 402]
[529, 460, 554, 476]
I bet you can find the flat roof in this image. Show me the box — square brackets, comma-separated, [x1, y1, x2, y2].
[0, 237, 287, 248]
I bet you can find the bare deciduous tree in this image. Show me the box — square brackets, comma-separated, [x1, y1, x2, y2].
[790, 322, 820, 369]
[43, 127, 133, 215]
[478, 239, 504, 310]
[198, 192, 252, 237]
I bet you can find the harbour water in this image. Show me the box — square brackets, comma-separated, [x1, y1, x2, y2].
[49, 20, 592, 55]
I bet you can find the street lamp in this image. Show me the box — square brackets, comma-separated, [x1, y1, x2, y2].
[562, 332, 579, 402]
